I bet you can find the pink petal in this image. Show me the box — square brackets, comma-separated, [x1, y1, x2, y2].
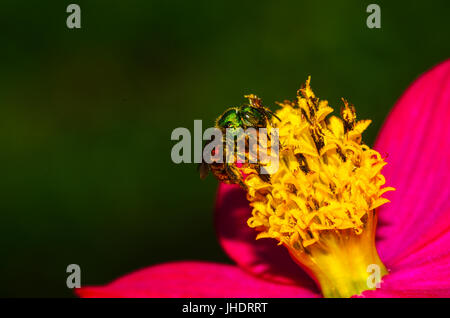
[215, 183, 318, 291]
[374, 59, 450, 269]
[361, 216, 450, 297]
[76, 261, 319, 298]
[359, 255, 450, 298]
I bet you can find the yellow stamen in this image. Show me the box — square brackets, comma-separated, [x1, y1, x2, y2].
[243, 77, 394, 297]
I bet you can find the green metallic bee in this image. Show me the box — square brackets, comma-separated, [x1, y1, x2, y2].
[199, 94, 280, 188]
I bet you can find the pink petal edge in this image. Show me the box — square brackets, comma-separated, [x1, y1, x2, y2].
[374, 59, 450, 269]
[76, 261, 319, 298]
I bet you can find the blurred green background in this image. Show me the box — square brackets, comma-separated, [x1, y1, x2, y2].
[0, 0, 448, 297]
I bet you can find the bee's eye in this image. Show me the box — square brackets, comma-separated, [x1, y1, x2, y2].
[242, 107, 264, 126]
[217, 108, 241, 129]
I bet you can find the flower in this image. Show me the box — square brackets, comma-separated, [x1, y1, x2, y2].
[239, 77, 394, 297]
[76, 59, 450, 298]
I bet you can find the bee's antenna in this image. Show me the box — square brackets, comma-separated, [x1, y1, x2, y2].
[263, 109, 281, 121]
[269, 110, 281, 121]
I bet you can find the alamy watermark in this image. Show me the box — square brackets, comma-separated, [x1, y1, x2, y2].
[367, 264, 382, 289]
[66, 264, 81, 288]
[366, 4, 381, 29]
[171, 120, 280, 174]
[66, 4, 81, 29]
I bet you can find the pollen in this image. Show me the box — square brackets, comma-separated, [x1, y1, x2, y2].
[243, 77, 395, 252]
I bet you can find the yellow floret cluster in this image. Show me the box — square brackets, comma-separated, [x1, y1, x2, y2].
[244, 78, 394, 249]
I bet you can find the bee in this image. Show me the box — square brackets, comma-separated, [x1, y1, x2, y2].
[199, 94, 280, 188]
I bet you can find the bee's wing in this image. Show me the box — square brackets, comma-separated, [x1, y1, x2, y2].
[242, 113, 261, 126]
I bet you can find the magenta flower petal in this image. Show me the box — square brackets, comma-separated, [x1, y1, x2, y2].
[393, 222, 450, 270]
[75, 261, 319, 298]
[374, 59, 450, 267]
[215, 183, 318, 291]
[360, 252, 450, 297]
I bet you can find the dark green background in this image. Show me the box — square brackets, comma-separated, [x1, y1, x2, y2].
[1, 0, 448, 297]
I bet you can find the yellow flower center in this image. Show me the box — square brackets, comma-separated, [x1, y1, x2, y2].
[241, 77, 394, 297]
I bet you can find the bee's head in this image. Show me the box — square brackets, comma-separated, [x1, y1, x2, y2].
[239, 105, 267, 127]
[216, 108, 243, 131]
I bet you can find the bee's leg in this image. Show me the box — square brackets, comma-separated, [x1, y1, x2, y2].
[198, 161, 210, 180]
[251, 163, 271, 183]
[225, 164, 247, 190]
[258, 170, 271, 183]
